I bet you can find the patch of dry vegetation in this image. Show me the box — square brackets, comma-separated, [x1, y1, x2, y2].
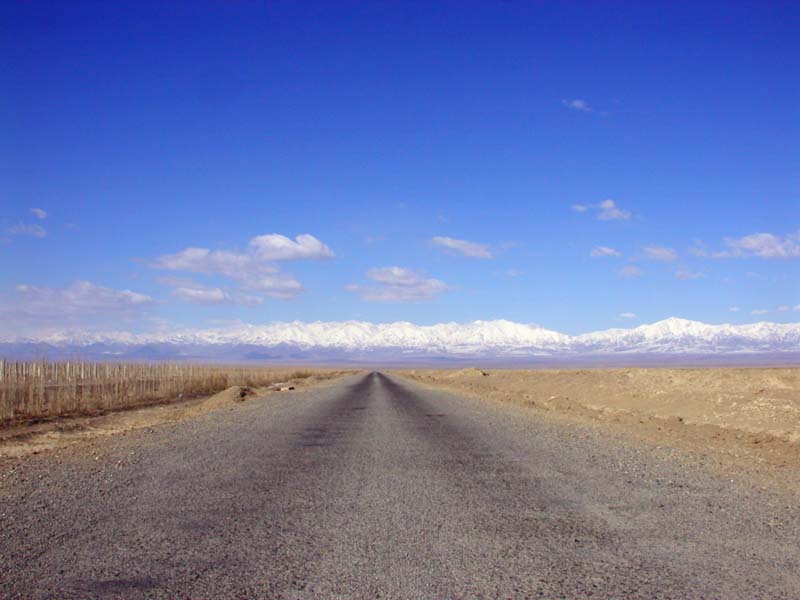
[394, 367, 800, 488]
[0, 360, 354, 427]
[395, 367, 800, 443]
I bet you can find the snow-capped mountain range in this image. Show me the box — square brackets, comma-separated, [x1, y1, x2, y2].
[2, 318, 799, 362]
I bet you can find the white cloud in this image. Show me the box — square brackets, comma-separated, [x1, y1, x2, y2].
[712, 231, 800, 259]
[751, 309, 769, 315]
[241, 274, 304, 299]
[157, 267, 301, 301]
[729, 307, 740, 312]
[10, 281, 155, 319]
[431, 236, 493, 259]
[346, 267, 448, 302]
[562, 99, 593, 113]
[675, 268, 705, 280]
[249, 233, 334, 261]
[597, 199, 631, 221]
[0, 281, 158, 337]
[367, 267, 426, 286]
[172, 287, 263, 306]
[777, 305, 791, 312]
[572, 199, 631, 221]
[151, 233, 331, 301]
[619, 312, 637, 319]
[643, 246, 677, 261]
[618, 265, 643, 278]
[171, 287, 230, 304]
[153, 247, 270, 279]
[590, 246, 621, 258]
[7, 223, 47, 238]
[795, 305, 800, 312]
[159, 278, 265, 306]
[30, 208, 48, 219]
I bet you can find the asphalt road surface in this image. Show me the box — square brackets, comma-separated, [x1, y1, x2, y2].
[1, 372, 799, 599]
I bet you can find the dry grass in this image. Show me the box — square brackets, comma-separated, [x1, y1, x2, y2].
[395, 367, 800, 442]
[0, 360, 353, 426]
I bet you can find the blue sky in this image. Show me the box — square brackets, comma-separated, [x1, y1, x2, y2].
[2, 1, 798, 337]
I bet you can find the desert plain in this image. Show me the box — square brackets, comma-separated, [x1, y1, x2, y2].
[395, 366, 800, 487]
[2, 366, 800, 598]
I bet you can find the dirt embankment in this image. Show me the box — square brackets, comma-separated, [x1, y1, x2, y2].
[0, 370, 359, 459]
[394, 367, 800, 475]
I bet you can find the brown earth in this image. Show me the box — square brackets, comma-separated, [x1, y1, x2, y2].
[393, 367, 800, 489]
[0, 370, 359, 459]
[4, 372, 799, 597]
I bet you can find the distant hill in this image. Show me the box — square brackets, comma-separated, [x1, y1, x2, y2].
[2, 318, 799, 365]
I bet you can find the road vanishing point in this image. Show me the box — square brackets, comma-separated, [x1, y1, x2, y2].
[1, 372, 799, 599]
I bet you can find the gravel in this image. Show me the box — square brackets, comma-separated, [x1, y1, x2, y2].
[1, 372, 798, 599]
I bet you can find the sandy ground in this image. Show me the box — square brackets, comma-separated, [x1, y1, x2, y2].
[3, 372, 799, 598]
[393, 367, 800, 488]
[0, 371, 359, 459]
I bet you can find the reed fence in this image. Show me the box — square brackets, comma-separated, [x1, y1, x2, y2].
[0, 360, 328, 425]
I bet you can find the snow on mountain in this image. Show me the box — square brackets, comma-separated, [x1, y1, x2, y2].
[574, 318, 800, 354]
[2, 318, 799, 360]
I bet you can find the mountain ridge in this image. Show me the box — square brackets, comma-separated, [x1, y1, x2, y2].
[2, 318, 799, 361]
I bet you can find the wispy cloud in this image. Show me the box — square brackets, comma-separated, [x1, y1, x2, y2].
[346, 267, 448, 302]
[590, 246, 621, 258]
[10, 281, 154, 319]
[153, 247, 271, 279]
[619, 312, 637, 319]
[711, 231, 800, 259]
[30, 208, 48, 219]
[751, 308, 769, 315]
[240, 274, 305, 299]
[729, 307, 740, 312]
[618, 265, 643, 278]
[597, 199, 631, 221]
[562, 99, 593, 113]
[7, 223, 47, 238]
[249, 233, 334, 261]
[171, 287, 230, 304]
[0, 281, 157, 337]
[158, 277, 264, 306]
[174, 287, 262, 306]
[431, 236, 493, 259]
[574, 199, 631, 221]
[777, 305, 800, 312]
[675, 268, 705, 280]
[643, 246, 677, 261]
[151, 233, 330, 300]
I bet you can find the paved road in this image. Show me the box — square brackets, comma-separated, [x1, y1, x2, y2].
[1, 372, 799, 599]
